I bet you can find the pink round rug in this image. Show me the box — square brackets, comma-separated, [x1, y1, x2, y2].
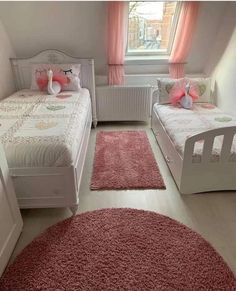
[0, 208, 235, 291]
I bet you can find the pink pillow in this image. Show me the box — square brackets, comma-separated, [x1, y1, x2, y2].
[31, 64, 81, 91]
[169, 79, 199, 106]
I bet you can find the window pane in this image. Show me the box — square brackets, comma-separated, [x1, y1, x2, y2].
[128, 1, 177, 54]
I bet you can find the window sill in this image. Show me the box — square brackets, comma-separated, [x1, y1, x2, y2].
[125, 55, 169, 66]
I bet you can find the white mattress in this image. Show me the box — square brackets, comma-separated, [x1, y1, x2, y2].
[0, 89, 91, 168]
[153, 103, 236, 162]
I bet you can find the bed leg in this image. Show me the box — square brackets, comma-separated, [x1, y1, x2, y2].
[70, 205, 78, 216]
[93, 120, 98, 128]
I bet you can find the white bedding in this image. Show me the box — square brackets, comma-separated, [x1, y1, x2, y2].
[153, 103, 236, 162]
[0, 89, 91, 167]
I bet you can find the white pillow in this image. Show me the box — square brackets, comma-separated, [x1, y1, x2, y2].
[185, 77, 212, 103]
[157, 77, 212, 104]
[31, 63, 81, 91]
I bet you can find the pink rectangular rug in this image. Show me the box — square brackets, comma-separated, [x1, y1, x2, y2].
[90, 131, 166, 190]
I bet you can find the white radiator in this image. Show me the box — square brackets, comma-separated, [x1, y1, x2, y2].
[96, 85, 154, 122]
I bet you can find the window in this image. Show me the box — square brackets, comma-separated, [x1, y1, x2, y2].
[127, 1, 181, 56]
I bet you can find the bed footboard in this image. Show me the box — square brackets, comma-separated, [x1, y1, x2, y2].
[181, 126, 236, 194]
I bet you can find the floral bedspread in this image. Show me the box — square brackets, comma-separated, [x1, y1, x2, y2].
[154, 103, 236, 162]
[0, 89, 91, 167]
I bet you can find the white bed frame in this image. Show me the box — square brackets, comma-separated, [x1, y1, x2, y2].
[152, 108, 236, 194]
[9, 49, 97, 214]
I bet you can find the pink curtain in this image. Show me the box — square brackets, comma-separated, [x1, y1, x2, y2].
[107, 1, 126, 85]
[169, 2, 200, 79]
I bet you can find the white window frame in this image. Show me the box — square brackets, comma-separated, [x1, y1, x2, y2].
[126, 1, 182, 57]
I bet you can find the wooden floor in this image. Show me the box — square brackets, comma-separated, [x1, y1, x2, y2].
[11, 123, 236, 274]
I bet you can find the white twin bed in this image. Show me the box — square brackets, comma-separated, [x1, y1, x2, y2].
[0, 50, 97, 214]
[152, 83, 236, 194]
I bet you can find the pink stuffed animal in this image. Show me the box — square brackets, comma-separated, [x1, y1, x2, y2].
[36, 69, 68, 94]
[170, 79, 199, 109]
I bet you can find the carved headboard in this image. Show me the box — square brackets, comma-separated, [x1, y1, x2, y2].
[10, 49, 97, 126]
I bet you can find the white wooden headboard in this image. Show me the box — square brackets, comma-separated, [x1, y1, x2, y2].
[10, 49, 97, 126]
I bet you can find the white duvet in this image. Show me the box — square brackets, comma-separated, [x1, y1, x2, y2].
[0, 89, 91, 168]
[154, 103, 236, 162]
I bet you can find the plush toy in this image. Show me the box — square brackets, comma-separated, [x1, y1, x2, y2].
[47, 69, 61, 95]
[170, 80, 199, 109]
[180, 83, 192, 109]
[36, 69, 68, 95]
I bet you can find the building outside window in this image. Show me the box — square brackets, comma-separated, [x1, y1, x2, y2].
[127, 1, 180, 56]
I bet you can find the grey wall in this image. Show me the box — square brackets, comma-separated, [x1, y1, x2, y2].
[186, 1, 225, 74]
[0, 19, 15, 100]
[209, 2, 236, 116]
[0, 2, 107, 75]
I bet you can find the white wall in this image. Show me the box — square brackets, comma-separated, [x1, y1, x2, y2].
[0, 20, 15, 99]
[0, 1, 227, 80]
[209, 2, 236, 116]
[0, 2, 107, 75]
[186, 1, 225, 74]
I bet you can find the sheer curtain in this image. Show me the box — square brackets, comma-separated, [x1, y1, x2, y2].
[107, 1, 127, 85]
[169, 2, 200, 78]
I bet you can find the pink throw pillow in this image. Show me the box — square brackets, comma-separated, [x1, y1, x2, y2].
[31, 64, 81, 91]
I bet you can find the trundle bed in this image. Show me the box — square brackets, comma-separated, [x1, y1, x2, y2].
[0, 50, 97, 214]
[152, 85, 236, 194]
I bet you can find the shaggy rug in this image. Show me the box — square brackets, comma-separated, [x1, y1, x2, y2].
[90, 131, 165, 190]
[0, 208, 235, 291]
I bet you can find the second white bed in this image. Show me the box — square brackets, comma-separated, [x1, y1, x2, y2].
[154, 102, 236, 162]
[152, 102, 236, 194]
